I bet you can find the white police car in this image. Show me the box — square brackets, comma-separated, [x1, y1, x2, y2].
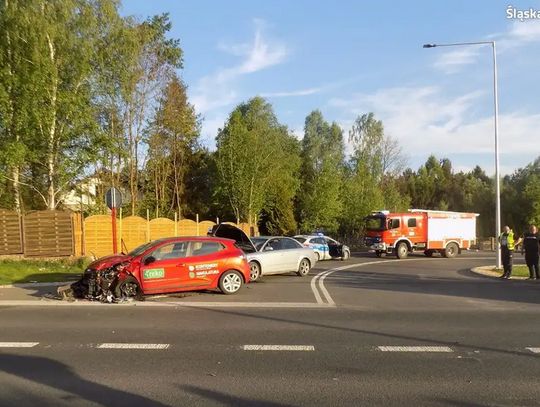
[294, 234, 350, 261]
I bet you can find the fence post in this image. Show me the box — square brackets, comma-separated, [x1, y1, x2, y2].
[174, 212, 178, 236]
[216, 217, 219, 224]
[196, 214, 200, 236]
[119, 208, 123, 250]
[146, 209, 150, 242]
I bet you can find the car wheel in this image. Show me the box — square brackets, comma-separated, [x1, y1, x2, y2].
[297, 258, 311, 277]
[249, 261, 261, 282]
[375, 251, 383, 258]
[114, 276, 142, 300]
[219, 270, 243, 295]
[396, 242, 408, 259]
[443, 242, 459, 258]
[341, 250, 350, 261]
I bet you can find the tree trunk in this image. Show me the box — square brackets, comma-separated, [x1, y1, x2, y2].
[46, 32, 58, 210]
[5, 0, 21, 213]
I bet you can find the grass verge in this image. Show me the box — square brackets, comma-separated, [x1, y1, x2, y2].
[490, 265, 532, 278]
[0, 258, 90, 285]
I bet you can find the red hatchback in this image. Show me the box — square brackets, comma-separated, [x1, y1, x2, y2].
[69, 237, 250, 302]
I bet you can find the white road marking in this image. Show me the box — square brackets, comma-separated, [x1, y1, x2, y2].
[97, 343, 169, 349]
[310, 273, 324, 304]
[377, 346, 453, 352]
[310, 256, 497, 305]
[243, 345, 315, 351]
[318, 272, 335, 306]
[0, 342, 39, 348]
[526, 347, 540, 353]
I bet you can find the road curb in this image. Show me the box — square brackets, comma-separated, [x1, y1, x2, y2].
[0, 281, 74, 289]
[470, 266, 527, 280]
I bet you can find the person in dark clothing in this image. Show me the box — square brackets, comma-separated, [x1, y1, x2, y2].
[520, 225, 540, 280]
[498, 226, 516, 279]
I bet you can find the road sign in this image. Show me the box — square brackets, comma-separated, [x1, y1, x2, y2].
[105, 188, 122, 210]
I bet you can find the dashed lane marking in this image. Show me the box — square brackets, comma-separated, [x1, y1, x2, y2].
[377, 346, 454, 352]
[526, 347, 540, 353]
[96, 343, 170, 350]
[243, 345, 315, 351]
[0, 342, 39, 348]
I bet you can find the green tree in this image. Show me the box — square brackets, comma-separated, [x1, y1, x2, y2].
[143, 74, 200, 218]
[297, 111, 344, 233]
[216, 97, 300, 226]
[342, 113, 408, 237]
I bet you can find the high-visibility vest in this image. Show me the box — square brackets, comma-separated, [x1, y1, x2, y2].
[499, 231, 515, 250]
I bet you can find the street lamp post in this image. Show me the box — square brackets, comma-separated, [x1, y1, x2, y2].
[423, 41, 501, 269]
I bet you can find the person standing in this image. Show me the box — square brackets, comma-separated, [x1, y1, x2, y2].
[498, 226, 516, 279]
[520, 225, 540, 280]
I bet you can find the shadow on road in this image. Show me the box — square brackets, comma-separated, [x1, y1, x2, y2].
[327, 267, 540, 306]
[0, 354, 170, 407]
[180, 384, 297, 407]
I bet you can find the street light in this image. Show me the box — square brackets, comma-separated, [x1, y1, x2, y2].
[423, 41, 501, 269]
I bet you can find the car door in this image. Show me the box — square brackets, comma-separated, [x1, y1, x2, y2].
[259, 238, 285, 274]
[313, 237, 329, 260]
[139, 241, 190, 293]
[326, 237, 342, 258]
[280, 238, 304, 271]
[183, 240, 227, 286]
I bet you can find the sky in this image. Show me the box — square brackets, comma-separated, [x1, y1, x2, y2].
[121, 0, 540, 175]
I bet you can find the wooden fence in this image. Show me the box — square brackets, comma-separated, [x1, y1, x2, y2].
[83, 215, 257, 258]
[0, 209, 257, 259]
[0, 210, 23, 255]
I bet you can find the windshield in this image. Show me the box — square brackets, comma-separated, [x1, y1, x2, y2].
[365, 216, 387, 231]
[251, 237, 269, 251]
[128, 241, 157, 257]
[295, 237, 307, 243]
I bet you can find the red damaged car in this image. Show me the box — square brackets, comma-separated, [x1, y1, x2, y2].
[67, 236, 250, 302]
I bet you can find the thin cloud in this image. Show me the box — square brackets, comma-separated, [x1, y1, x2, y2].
[191, 18, 289, 115]
[261, 87, 321, 97]
[433, 47, 483, 74]
[432, 21, 540, 73]
[329, 86, 538, 159]
[190, 19, 289, 145]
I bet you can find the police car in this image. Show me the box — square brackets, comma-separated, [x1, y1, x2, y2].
[294, 234, 351, 261]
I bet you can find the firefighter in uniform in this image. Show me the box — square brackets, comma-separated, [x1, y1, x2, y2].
[498, 226, 515, 279]
[520, 225, 540, 280]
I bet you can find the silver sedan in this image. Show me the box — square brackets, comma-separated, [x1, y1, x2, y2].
[209, 224, 318, 282]
[247, 236, 318, 281]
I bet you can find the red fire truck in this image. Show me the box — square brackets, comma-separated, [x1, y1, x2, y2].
[364, 209, 479, 259]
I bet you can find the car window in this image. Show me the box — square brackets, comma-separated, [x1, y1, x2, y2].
[267, 239, 283, 251]
[389, 219, 400, 229]
[314, 238, 326, 245]
[152, 242, 189, 261]
[407, 218, 417, 227]
[282, 238, 302, 249]
[190, 241, 224, 257]
[325, 238, 337, 245]
[252, 237, 268, 251]
[295, 237, 307, 243]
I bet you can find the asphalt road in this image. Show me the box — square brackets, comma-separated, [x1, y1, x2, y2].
[1, 252, 539, 406]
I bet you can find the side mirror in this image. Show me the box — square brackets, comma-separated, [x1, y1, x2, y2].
[144, 256, 156, 265]
[264, 246, 274, 252]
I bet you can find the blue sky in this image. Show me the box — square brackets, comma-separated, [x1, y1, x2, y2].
[122, 0, 540, 174]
